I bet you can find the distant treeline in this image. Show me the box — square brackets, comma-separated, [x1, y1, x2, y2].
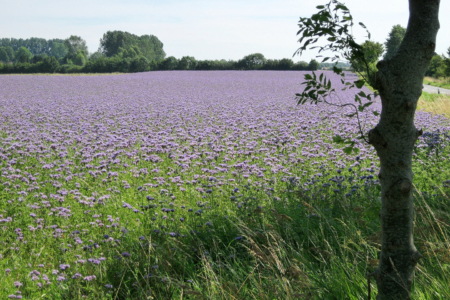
[0, 31, 348, 74]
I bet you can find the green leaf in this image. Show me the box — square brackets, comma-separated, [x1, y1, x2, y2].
[354, 80, 365, 89]
[343, 146, 353, 154]
[353, 147, 360, 154]
[332, 135, 345, 144]
[372, 111, 380, 116]
[319, 73, 323, 83]
[332, 66, 343, 74]
[357, 91, 367, 97]
[304, 74, 312, 80]
[345, 113, 357, 117]
[316, 5, 325, 9]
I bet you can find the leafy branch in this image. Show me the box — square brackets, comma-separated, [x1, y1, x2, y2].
[294, 0, 380, 154]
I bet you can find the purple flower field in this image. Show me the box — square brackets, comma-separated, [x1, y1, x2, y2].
[0, 71, 449, 298]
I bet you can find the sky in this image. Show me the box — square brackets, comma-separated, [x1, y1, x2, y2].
[2, 0, 449, 62]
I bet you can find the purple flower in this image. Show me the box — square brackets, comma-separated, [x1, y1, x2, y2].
[72, 273, 82, 279]
[83, 275, 96, 281]
[59, 264, 70, 270]
[14, 281, 22, 287]
[121, 252, 131, 257]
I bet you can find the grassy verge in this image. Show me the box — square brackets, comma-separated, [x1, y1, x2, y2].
[423, 76, 450, 90]
[418, 92, 450, 119]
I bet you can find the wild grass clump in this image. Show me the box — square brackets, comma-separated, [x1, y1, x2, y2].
[418, 92, 450, 119]
[0, 71, 449, 299]
[423, 76, 450, 90]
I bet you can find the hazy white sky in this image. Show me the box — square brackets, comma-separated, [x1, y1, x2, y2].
[2, 0, 449, 62]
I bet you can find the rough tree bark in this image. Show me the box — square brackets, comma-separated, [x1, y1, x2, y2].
[369, 0, 440, 298]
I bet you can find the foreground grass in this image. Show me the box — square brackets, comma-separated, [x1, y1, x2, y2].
[0, 129, 450, 300]
[418, 92, 450, 119]
[423, 76, 450, 90]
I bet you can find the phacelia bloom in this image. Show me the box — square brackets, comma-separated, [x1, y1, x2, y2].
[59, 264, 70, 270]
[105, 284, 113, 289]
[83, 275, 96, 281]
[14, 281, 22, 287]
[52, 270, 59, 275]
[5, 268, 11, 274]
[121, 252, 131, 257]
[72, 273, 82, 279]
[234, 236, 243, 241]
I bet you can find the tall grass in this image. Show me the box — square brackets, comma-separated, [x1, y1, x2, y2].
[423, 76, 450, 90]
[418, 92, 450, 118]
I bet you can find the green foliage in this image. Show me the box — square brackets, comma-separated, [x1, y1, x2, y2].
[64, 35, 88, 62]
[159, 56, 179, 70]
[50, 42, 68, 59]
[88, 51, 104, 61]
[295, 0, 379, 154]
[39, 56, 60, 73]
[178, 56, 197, 70]
[73, 50, 87, 66]
[308, 59, 319, 70]
[0, 47, 9, 62]
[15, 46, 33, 63]
[383, 24, 406, 60]
[4, 46, 14, 61]
[237, 53, 267, 69]
[426, 54, 446, 78]
[99, 31, 166, 62]
[30, 53, 48, 64]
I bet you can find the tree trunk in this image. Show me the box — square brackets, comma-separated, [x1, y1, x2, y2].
[369, 0, 440, 299]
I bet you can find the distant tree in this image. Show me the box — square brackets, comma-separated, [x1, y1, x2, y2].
[64, 36, 88, 61]
[73, 50, 87, 66]
[383, 24, 406, 60]
[16, 47, 32, 63]
[159, 56, 179, 70]
[50, 42, 68, 59]
[89, 51, 104, 61]
[308, 59, 319, 70]
[31, 53, 48, 64]
[99, 31, 165, 62]
[278, 58, 294, 70]
[238, 53, 266, 69]
[0, 47, 9, 62]
[351, 40, 384, 86]
[5, 46, 14, 62]
[292, 61, 309, 70]
[426, 54, 446, 78]
[179, 56, 197, 70]
[351, 40, 384, 71]
[39, 56, 60, 73]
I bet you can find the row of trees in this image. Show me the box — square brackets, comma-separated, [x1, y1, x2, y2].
[0, 49, 321, 74]
[0, 31, 167, 74]
[350, 24, 450, 81]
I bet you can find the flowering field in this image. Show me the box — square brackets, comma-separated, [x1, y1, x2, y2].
[1, 71, 450, 299]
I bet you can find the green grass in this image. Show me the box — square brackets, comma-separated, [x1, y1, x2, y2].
[418, 92, 450, 118]
[1, 132, 450, 299]
[423, 76, 450, 90]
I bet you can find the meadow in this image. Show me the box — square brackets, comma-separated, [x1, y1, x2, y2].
[423, 76, 450, 90]
[0, 71, 449, 300]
